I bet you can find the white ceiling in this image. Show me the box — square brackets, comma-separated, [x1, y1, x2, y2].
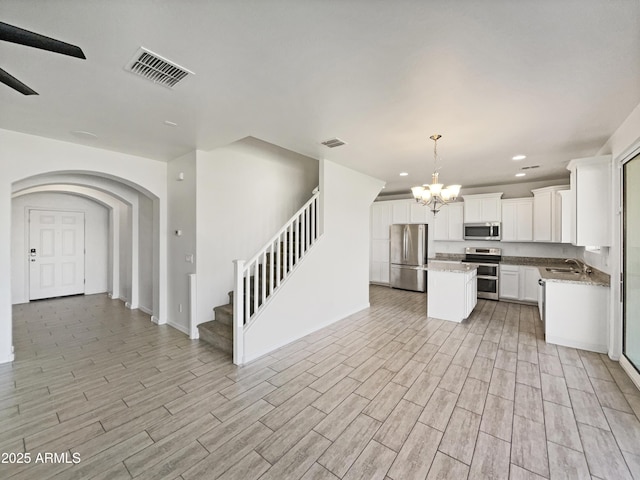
[1, 1, 639, 193]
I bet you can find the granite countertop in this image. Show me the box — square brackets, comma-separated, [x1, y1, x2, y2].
[424, 261, 477, 273]
[434, 253, 610, 287]
[501, 256, 610, 287]
[538, 267, 610, 287]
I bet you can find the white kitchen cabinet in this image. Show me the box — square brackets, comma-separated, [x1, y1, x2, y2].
[545, 281, 609, 353]
[522, 267, 541, 302]
[566, 156, 612, 247]
[499, 265, 520, 300]
[391, 200, 410, 224]
[410, 201, 430, 224]
[532, 185, 568, 243]
[558, 190, 572, 244]
[501, 198, 533, 242]
[462, 193, 503, 223]
[427, 266, 477, 322]
[433, 202, 464, 241]
[499, 264, 541, 303]
[466, 271, 478, 316]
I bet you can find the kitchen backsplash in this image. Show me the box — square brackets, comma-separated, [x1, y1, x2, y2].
[432, 239, 580, 259]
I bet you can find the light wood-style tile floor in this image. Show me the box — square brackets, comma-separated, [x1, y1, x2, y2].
[2, 286, 640, 479]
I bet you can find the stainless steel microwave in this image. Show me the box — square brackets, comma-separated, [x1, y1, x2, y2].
[464, 222, 501, 240]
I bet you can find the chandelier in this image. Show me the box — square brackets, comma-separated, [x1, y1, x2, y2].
[411, 134, 461, 215]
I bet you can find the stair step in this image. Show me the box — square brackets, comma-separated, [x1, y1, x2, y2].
[198, 320, 233, 354]
[213, 303, 233, 326]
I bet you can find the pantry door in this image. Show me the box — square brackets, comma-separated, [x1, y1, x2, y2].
[29, 210, 85, 300]
[624, 153, 640, 373]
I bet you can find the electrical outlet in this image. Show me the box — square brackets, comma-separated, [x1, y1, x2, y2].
[185, 254, 194, 263]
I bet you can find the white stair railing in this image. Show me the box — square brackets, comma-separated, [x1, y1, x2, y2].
[233, 188, 321, 364]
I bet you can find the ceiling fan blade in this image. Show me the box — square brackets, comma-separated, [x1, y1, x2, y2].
[0, 67, 38, 95]
[0, 21, 85, 59]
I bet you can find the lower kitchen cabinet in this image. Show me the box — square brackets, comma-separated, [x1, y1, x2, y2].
[544, 281, 608, 353]
[428, 267, 477, 322]
[499, 265, 541, 303]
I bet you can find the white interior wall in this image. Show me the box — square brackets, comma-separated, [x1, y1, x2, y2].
[0, 128, 167, 364]
[138, 194, 154, 314]
[243, 159, 384, 362]
[596, 101, 640, 359]
[11, 192, 109, 303]
[195, 137, 319, 328]
[167, 151, 197, 334]
[119, 204, 132, 305]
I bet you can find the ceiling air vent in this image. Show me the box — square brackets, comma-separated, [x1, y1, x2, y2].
[321, 138, 347, 148]
[125, 47, 194, 88]
[521, 165, 540, 170]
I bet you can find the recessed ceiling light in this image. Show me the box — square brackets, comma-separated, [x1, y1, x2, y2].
[164, 120, 178, 127]
[515, 172, 526, 177]
[70, 130, 98, 140]
[399, 172, 408, 176]
[512, 155, 527, 161]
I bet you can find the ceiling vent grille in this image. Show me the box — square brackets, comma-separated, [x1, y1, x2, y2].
[321, 138, 347, 148]
[125, 47, 194, 88]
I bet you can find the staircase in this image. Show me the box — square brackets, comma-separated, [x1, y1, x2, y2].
[198, 292, 234, 353]
[198, 189, 320, 358]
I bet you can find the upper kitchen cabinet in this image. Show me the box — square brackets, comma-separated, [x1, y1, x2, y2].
[558, 190, 572, 244]
[433, 202, 464, 241]
[501, 198, 533, 242]
[567, 155, 612, 247]
[462, 193, 503, 223]
[410, 201, 431, 224]
[391, 200, 410, 224]
[532, 185, 568, 243]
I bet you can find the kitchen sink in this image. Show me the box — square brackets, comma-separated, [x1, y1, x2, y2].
[545, 267, 581, 274]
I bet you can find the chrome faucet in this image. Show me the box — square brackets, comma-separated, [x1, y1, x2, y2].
[565, 258, 592, 275]
[564, 258, 580, 269]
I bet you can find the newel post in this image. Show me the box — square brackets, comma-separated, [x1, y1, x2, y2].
[232, 260, 244, 365]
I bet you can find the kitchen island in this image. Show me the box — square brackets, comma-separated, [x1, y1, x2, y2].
[425, 261, 478, 323]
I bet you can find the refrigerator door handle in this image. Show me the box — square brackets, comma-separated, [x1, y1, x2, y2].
[403, 226, 408, 261]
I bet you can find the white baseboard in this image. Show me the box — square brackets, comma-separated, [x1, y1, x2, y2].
[545, 335, 608, 354]
[242, 303, 370, 364]
[620, 355, 640, 391]
[0, 352, 14, 364]
[138, 305, 153, 316]
[167, 320, 190, 336]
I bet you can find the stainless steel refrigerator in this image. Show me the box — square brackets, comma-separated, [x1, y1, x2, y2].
[390, 224, 427, 292]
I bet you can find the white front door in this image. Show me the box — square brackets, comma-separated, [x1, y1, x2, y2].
[29, 210, 85, 300]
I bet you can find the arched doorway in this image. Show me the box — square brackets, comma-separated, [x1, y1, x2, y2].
[10, 171, 163, 359]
